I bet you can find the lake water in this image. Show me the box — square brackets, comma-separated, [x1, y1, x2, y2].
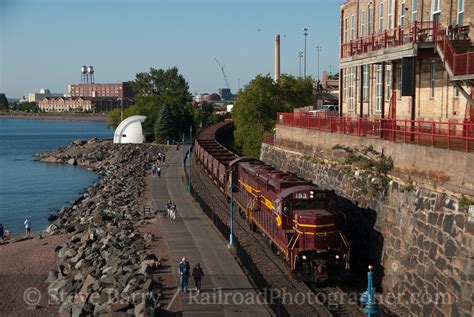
[0, 119, 112, 234]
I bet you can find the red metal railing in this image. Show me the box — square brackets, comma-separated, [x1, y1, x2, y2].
[434, 22, 474, 76]
[276, 113, 474, 153]
[341, 21, 436, 59]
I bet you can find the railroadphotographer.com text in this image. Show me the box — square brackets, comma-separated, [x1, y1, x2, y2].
[186, 287, 458, 310]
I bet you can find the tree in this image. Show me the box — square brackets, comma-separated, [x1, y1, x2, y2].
[106, 67, 193, 143]
[154, 103, 174, 143]
[0, 94, 8, 111]
[232, 74, 312, 158]
[11, 102, 40, 113]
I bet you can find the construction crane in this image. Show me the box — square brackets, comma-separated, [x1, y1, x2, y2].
[214, 57, 230, 89]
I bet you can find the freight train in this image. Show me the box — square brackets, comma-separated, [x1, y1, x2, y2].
[193, 121, 350, 283]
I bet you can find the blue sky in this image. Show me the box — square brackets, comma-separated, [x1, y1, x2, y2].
[1, 0, 341, 98]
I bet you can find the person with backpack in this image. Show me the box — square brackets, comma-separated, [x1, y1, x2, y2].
[178, 257, 190, 292]
[192, 262, 204, 293]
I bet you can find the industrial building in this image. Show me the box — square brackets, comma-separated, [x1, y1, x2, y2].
[68, 82, 133, 98]
[37, 66, 135, 113]
[24, 88, 64, 103]
[339, 0, 473, 123]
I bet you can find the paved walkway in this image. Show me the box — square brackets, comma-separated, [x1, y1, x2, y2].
[151, 148, 271, 317]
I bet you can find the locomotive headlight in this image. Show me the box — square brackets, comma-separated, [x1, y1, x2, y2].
[310, 191, 314, 194]
[335, 255, 340, 260]
[302, 255, 307, 260]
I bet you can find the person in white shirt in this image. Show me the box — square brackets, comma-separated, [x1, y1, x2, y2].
[24, 217, 31, 237]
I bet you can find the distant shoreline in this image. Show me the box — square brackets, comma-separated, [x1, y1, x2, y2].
[0, 112, 108, 121]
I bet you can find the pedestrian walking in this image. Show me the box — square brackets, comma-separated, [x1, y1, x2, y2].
[162, 153, 166, 164]
[166, 200, 172, 218]
[170, 204, 176, 220]
[179, 257, 190, 292]
[176, 143, 180, 151]
[0, 223, 4, 241]
[157, 166, 161, 178]
[24, 217, 31, 237]
[192, 263, 204, 293]
[152, 163, 156, 176]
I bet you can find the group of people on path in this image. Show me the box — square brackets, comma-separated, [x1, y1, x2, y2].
[166, 200, 177, 220]
[178, 257, 204, 293]
[152, 152, 166, 177]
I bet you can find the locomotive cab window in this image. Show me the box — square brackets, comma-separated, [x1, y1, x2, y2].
[294, 199, 326, 210]
[283, 200, 292, 216]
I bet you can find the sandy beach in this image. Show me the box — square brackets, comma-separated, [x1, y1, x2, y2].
[0, 233, 68, 316]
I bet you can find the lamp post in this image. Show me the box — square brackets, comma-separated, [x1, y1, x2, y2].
[303, 27, 308, 78]
[228, 170, 234, 247]
[316, 45, 322, 81]
[360, 265, 378, 317]
[187, 125, 192, 193]
[298, 51, 303, 78]
[182, 133, 185, 166]
[120, 97, 123, 122]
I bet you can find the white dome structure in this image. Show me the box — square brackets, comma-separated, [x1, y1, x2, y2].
[113, 115, 147, 144]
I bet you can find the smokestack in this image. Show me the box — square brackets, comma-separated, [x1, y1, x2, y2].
[274, 34, 280, 82]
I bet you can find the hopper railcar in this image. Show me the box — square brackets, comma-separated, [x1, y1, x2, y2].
[194, 121, 350, 283]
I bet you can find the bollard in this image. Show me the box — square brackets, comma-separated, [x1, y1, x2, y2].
[360, 265, 378, 316]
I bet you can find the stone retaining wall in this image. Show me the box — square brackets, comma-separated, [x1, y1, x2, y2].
[261, 143, 474, 317]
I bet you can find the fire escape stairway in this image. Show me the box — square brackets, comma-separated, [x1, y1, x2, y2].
[435, 26, 474, 106]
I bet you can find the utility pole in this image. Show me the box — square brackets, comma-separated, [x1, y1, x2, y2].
[316, 45, 322, 81]
[228, 170, 234, 247]
[187, 125, 192, 193]
[303, 27, 308, 78]
[298, 51, 303, 78]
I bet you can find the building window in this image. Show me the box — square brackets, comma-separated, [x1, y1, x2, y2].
[348, 67, 354, 110]
[401, 1, 406, 26]
[458, 0, 464, 25]
[388, 0, 392, 29]
[412, 0, 418, 22]
[363, 65, 369, 101]
[386, 67, 392, 100]
[379, 2, 384, 32]
[398, 64, 402, 99]
[376, 65, 382, 112]
[351, 15, 355, 40]
[432, 0, 441, 24]
[343, 69, 347, 103]
[344, 18, 348, 43]
[430, 60, 436, 98]
[454, 86, 459, 98]
[367, 4, 372, 35]
[361, 10, 366, 37]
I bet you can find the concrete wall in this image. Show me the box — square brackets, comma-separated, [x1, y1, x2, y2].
[274, 124, 474, 196]
[260, 143, 474, 317]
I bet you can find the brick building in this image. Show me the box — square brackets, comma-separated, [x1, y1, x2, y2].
[339, 0, 473, 122]
[68, 82, 134, 98]
[38, 96, 133, 113]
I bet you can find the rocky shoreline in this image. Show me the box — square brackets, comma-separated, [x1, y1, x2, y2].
[36, 139, 166, 316]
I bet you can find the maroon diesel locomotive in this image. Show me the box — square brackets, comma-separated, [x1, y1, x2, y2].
[194, 121, 350, 282]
